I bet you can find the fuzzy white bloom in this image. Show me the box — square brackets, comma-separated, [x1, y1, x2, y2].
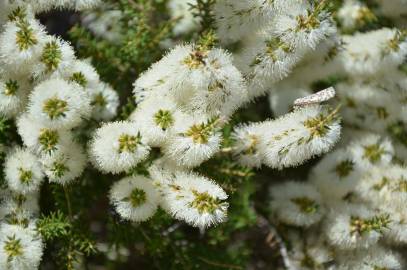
[33, 0, 101, 12]
[338, 28, 407, 77]
[325, 204, 391, 250]
[235, 29, 305, 99]
[270, 181, 324, 227]
[89, 121, 151, 174]
[41, 142, 87, 185]
[168, 0, 199, 36]
[287, 232, 333, 270]
[17, 114, 72, 155]
[213, 0, 300, 44]
[89, 82, 119, 121]
[0, 223, 43, 270]
[259, 105, 341, 169]
[0, 18, 46, 73]
[133, 44, 247, 118]
[109, 176, 159, 222]
[230, 122, 266, 168]
[0, 192, 39, 220]
[129, 96, 177, 147]
[337, 247, 403, 270]
[337, 0, 376, 31]
[337, 82, 401, 132]
[4, 147, 44, 194]
[0, 2, 35, 24]
[60, 59, 100, 91]
[356, 165, 407, 208]
[162, 113, 223, 168]
[348, 134, 394, 170]
[33, 35, 75, 81]
[27, 78, 91, 129]
[0, 75, 28, 118]
[273, 1, 336, 51]
[310, 148, 361, 200]
[159, 171, 228, 228]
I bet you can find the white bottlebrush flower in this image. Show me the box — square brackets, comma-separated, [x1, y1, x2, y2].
[4, 147, 44, 194]
[162, 113, 223, 168]
[260, 105, 341, 169]
[270, 181, 324, 227]
[356, 165, 407, 207]
[134, 45, 248, 118]
[168, 0, 199, 36]
[273, 2, 336, 51]
[0, 75, 28, 118]
[160, 171, 228, 229]
[0, 2, 35, 24]
[384, 209, 407, 245]
[17, 114, 72, 154]
[337, 0, 376, 31]
[325, 204, 391, 250]
[339, 28, 407, 77]
[0, 192, 39, 220]
[27, 78, 91, 129]
[310, 148, 361, 200]
[89, 121, 151, 174]
[230, 122, 266, 168]
[287, 232, 333, 270]
[32, 35, 75, 80]
[60, 59, 100, 90]
[129, 96, 177, 147]
[41, 142, 87, 185]
[349, 134, 394, 170]
[336, 82, 401, 132]
[0, 223, 43, 270]
[34, 0, 101, 12]
[89, 82, 119, 121]
[337, 247, 403, 270]
[0, 19, 46, 73]
[109, 176, 159, 222]
[213, 0, 298, 44]
[236, 30, 305, 99]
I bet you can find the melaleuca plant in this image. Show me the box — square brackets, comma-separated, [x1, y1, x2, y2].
[0, 0, 406, 269]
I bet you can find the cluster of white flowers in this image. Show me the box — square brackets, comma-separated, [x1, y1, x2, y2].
[254, 0, 407, 268]
[0, 1, 117, 269]
[93, 1, 342, 228]
[1, 0, 406, 268]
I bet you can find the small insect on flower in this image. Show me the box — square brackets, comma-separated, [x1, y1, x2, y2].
[109, 176, 160, 222]
[4, 147, 44, 194]
[0, 223, 43, 270]
[293, 87, 336, 108]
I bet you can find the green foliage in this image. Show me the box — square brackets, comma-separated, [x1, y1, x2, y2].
[37, 211, 71, 240]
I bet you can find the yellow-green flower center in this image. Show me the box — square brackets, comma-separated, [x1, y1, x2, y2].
[43, 98, 68, 120]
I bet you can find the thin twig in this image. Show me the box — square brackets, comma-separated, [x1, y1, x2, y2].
[257, 216, 294, 270]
